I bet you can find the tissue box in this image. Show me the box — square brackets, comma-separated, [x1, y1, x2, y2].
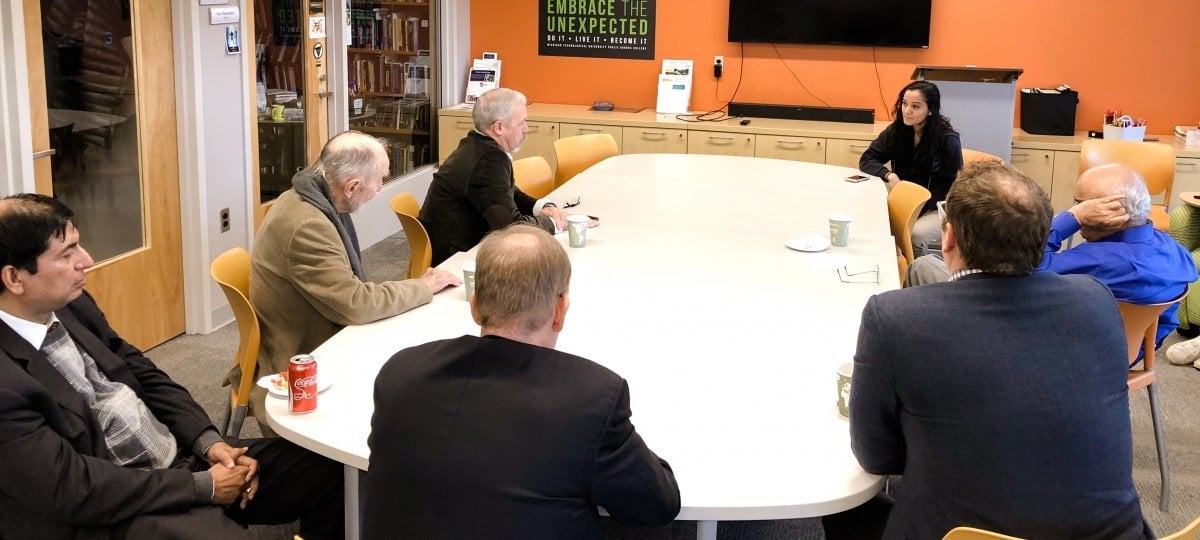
[1103, 124, 1146, 142]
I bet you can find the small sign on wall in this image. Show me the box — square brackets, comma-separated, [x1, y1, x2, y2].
[209, 6, 239, 25]
[539, 0, 656, 60]
[226, 26, 241, 55]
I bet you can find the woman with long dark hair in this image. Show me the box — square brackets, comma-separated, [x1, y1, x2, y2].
[860, 80, 963, 255]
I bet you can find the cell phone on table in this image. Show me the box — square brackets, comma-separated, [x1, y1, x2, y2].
[845, 174, 870, 183]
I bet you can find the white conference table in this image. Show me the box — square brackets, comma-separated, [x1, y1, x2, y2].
[266, 153, 899, 539]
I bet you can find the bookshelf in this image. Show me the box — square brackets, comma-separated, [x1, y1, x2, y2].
[346, 0, 433, 178]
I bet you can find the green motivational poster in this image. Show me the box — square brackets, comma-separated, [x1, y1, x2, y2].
[539, 0, 655, 60]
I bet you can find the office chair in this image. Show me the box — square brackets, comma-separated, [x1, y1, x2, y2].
[513, 156, 555, 199]
[1161, 515, 1200, 540]
[887, 181, 932, 285]
[210, 247, 260, 438]
[1118, 290, 1187, 512]
[552, 133, 618, 188]
[962, 148, 1004, 165]
[390, 192, 432, 279]
[942, 527, 1024, 540]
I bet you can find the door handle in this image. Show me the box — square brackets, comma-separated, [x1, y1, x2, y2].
[319, 91, 333, 98]
[33, 149, 57, 160]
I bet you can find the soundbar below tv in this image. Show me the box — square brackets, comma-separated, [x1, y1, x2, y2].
[728, 0, 932, 48]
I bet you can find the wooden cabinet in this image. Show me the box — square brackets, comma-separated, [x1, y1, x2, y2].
[345, 1, 434, 177]
[560, 123, 622, 148]
[755, 135, 825, 163]
[1009, 149, 1054, 199]
[687, 131, 755, 157]
[1049, 151, 1080, 213]
[825, 138, 873, 169]
[622, 126, 687, 154]
[511, 121, 559, 170]
[1170, 158, 1200, 211]
[437, 115, 475, 163]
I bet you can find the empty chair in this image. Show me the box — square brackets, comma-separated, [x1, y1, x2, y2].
[209, 247, 260, 438]
[1079, 139, 1176, 231]
[552, 133, 618, 187]
[942, 527, 1024, 540]
[887, 181, 932, 285]
[1118, 291, 1186, 512]
[1161, 515, 1200, 540]
[962, 148, 1004, 165]
[390, 192, 432, 279]
[513, 156, 554, 199]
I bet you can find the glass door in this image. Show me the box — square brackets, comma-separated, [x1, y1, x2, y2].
[345, 0, 434, 179]
[25, 0, 185, 349]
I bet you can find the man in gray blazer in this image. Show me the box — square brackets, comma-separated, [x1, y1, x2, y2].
[835, 162, 1152, 539]
[364, 225, 680, 539]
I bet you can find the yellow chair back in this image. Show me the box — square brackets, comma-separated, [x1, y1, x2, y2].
[209, 247, 260, 437]
[552, 133, 618, 187]
[513, 156, 555, 199]
[390, 192, 432, 279]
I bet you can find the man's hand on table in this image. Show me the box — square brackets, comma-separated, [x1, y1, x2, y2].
[540, 205, 568, 231]
[419, 267, 462, 293]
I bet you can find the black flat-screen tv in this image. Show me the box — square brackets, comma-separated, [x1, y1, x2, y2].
[728, 0, 932, 48]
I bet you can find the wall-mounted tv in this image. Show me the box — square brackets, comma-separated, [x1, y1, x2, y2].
[728, 0, 932, 48]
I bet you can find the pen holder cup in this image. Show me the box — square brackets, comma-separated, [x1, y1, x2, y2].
[1103, 124, 1146, 142]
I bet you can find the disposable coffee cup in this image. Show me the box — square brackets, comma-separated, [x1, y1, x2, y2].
[462, 261, 476, 301]
[567, 214, 589, 248]
[829, 214, 852, 247]
[836, 362, 854, 417]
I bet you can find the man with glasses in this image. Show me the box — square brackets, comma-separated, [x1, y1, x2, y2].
[825, 162, 1153, 539]
[420, 88, 571, 266]
[907, 165, 1194, 352]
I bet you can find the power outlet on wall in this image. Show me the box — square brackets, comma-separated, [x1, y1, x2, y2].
[220, 208, 230, 233]
[713, 56, 724, 79]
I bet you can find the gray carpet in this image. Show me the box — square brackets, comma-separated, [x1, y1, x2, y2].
[144, 231, 1200, 538]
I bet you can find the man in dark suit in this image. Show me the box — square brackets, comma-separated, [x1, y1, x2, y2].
[364, 224, 680, 539]
[0, 194, 343, 539]
[835, 162, 1152, 539]
[419, 88, 571, 265]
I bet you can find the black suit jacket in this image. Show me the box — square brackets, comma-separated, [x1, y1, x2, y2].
[0, 292, 213, 539]
[851, 273, 1152, 539]
[363, 335, 680, 539]
[420, 131, 555, 265]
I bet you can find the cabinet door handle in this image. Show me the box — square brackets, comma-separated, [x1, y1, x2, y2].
[848, 144, 870, 149]
[708, 136, 735, 143]
[640, 131, 667, 140]
[1010, 152, 1029, 157]
[528, 125, 540, 132]
[776, 140, 804, 147]
[578, 127, 602, 132]
[1179, 162, 1198, 168]
[455, 121, 473, 127]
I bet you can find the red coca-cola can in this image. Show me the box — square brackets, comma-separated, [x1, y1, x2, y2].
[288, 354, 318, 414]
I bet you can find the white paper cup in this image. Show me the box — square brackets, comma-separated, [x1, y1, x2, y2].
[837, 362, 854, 417]
[1187, 130, 1200, 148]
[462, 261, 476, 301]
[567, 214, 589, 248]
[828, 214, 852, 247]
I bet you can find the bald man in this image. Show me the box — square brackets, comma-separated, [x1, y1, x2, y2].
[246, 131, 460, 434]
[907, 164, 1196, 352]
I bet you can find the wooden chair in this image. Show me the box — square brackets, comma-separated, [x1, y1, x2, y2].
[962, 148, 1004, 165]
[1079, 139, 1176, 231]
[209, 248, 260, 438]
[552, 133, 618, 188]
[1118, 290, 1186, 511]
[942, 526, 1023, 540]
[390, 192, 432, 279]
[1161, 515, 1200, 540]
[513, 155, 554, 199]
[888, 181, 932, 285]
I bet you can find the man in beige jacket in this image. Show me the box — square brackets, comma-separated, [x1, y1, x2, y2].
[247, 131, 459, 434]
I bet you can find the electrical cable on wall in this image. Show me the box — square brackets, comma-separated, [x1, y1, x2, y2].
[771, 43, 830, 107]
[872, 47, 891, 120]
[675, 42, 745, 123]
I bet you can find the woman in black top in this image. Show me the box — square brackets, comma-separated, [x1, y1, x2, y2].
[860, 80, 963, 256]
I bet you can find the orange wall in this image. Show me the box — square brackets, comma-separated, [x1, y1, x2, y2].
[471, 1, 1200, 132]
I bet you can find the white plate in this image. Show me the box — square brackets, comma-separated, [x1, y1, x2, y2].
[257, 374, 332, 398]
[785, 235, 829, 252]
